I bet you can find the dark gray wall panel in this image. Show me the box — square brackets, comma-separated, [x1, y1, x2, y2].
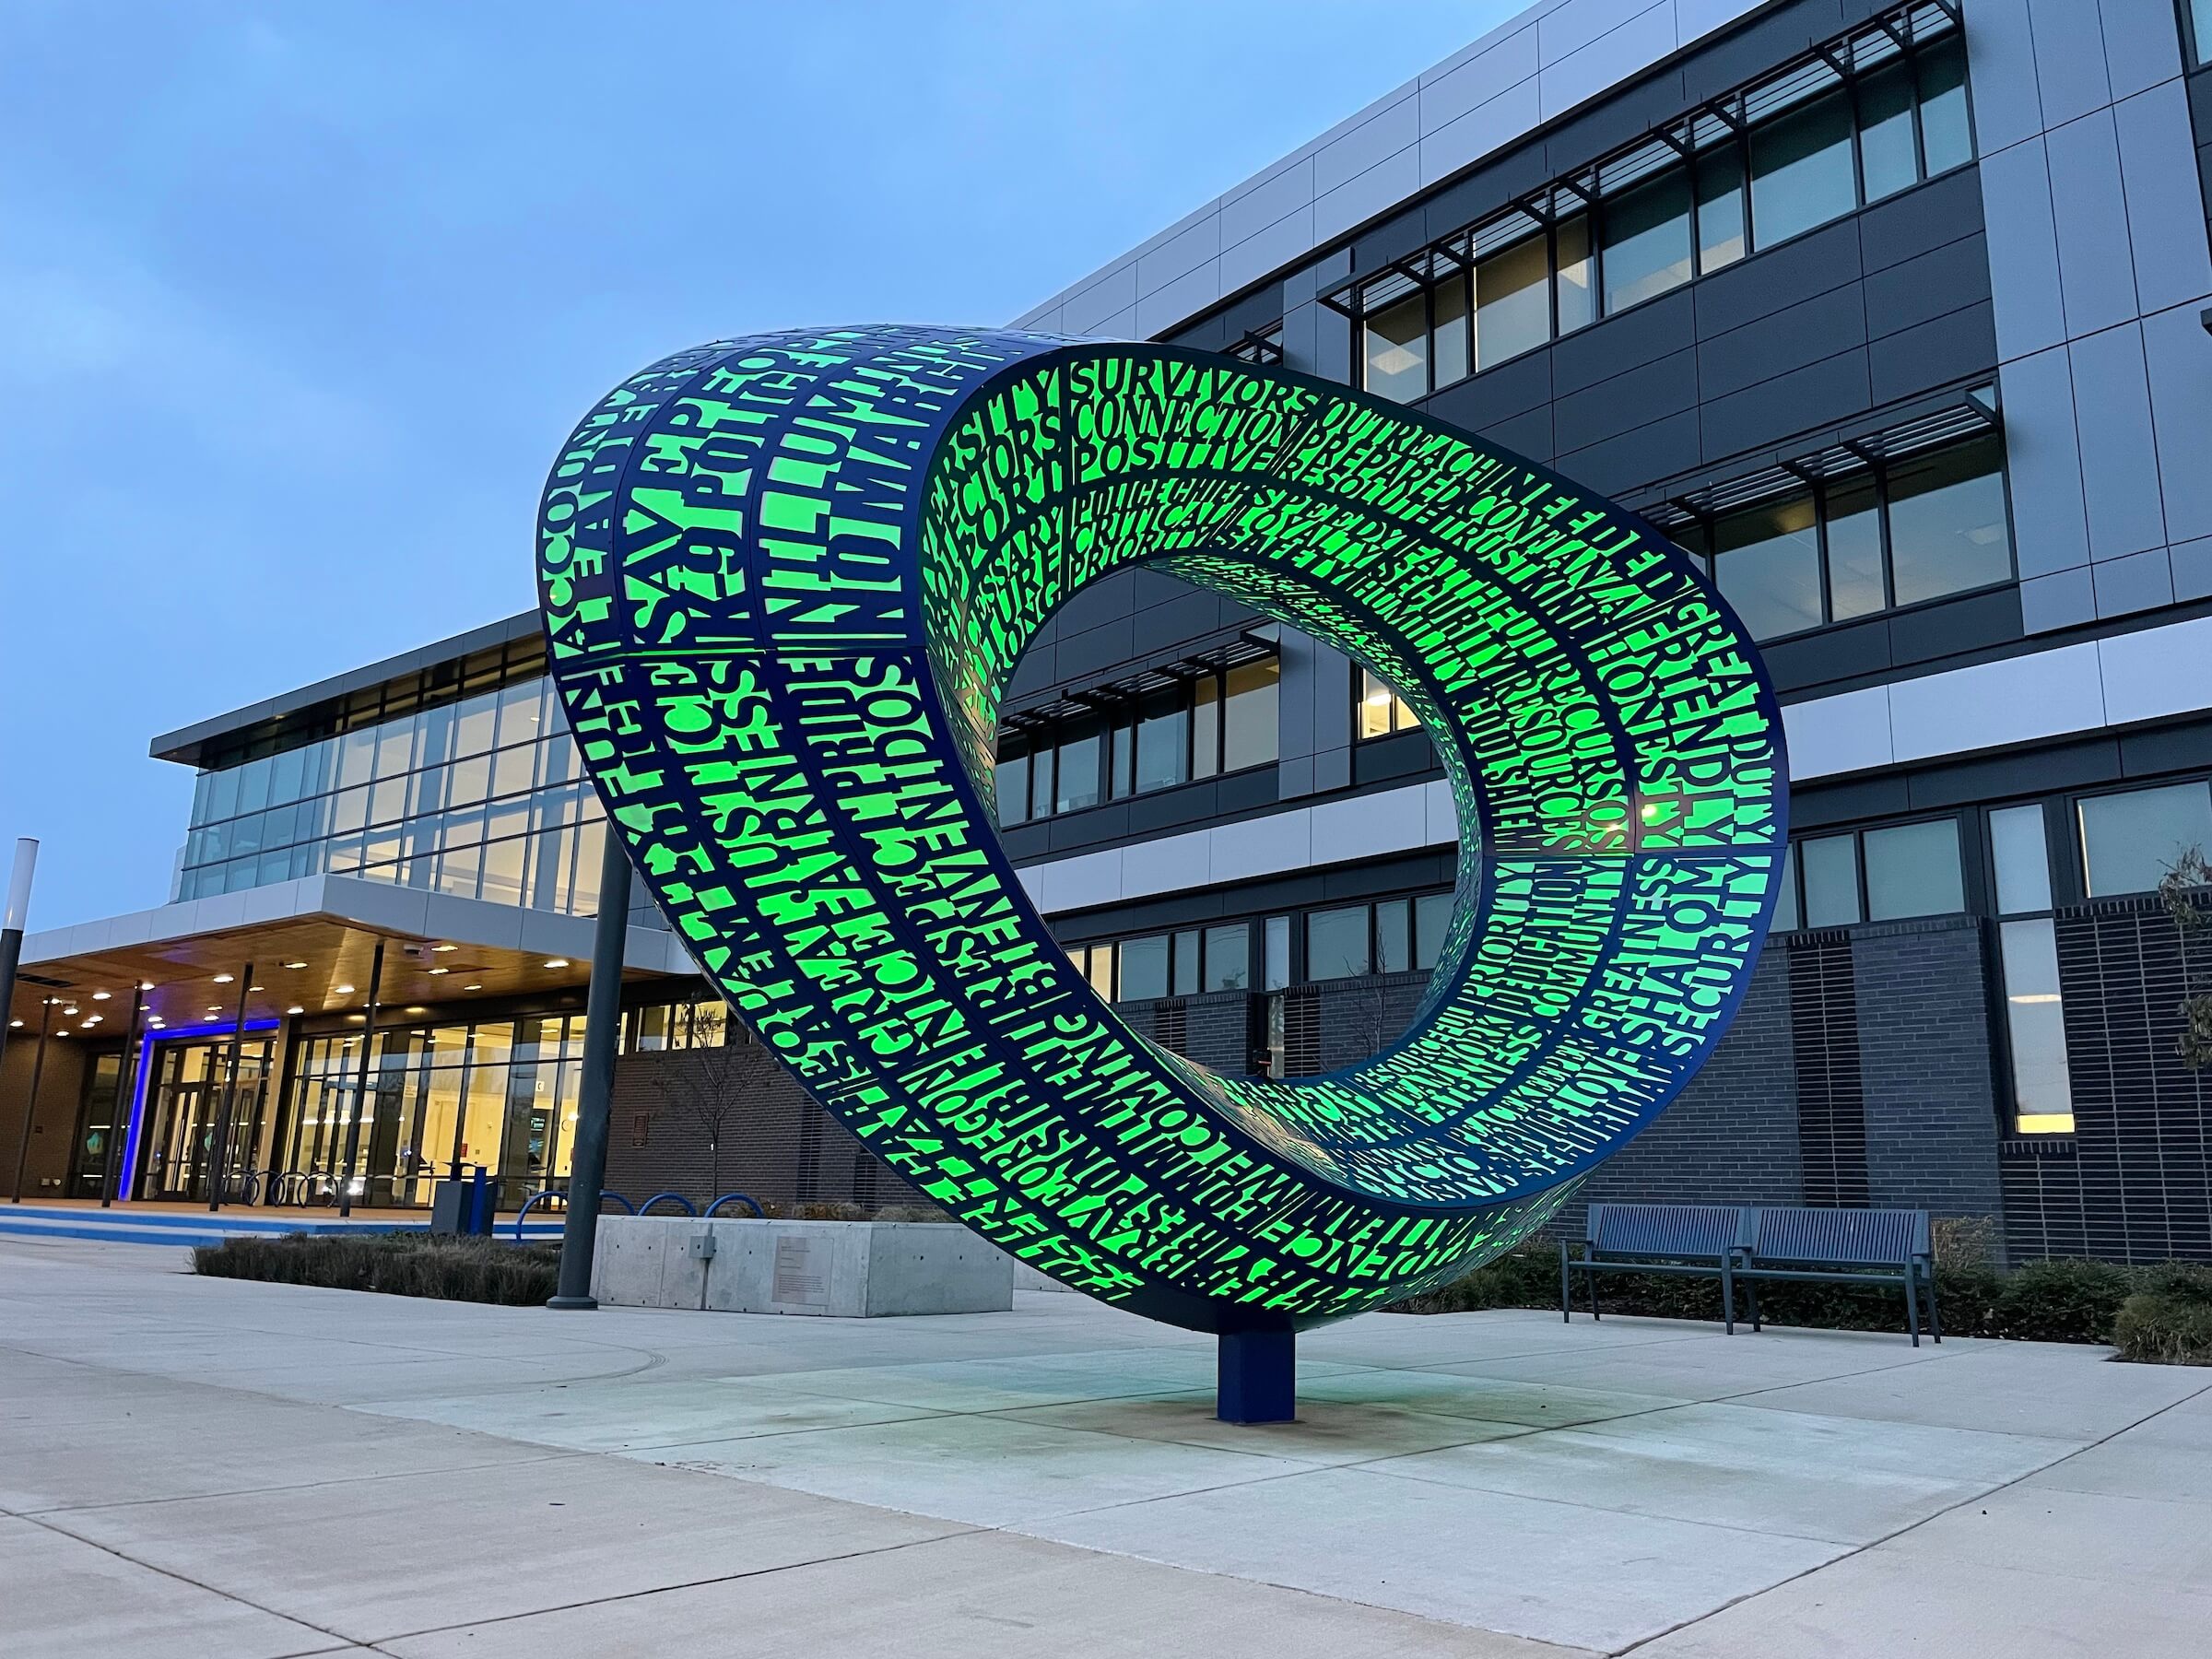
[1698, 286, 1869, 401]
[1701, 348, 1873, 460]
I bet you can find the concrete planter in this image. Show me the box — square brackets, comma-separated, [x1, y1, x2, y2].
[588, 1216, 1014, 1316]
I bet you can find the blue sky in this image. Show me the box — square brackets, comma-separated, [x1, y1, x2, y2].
[0, 0, 1517, 928]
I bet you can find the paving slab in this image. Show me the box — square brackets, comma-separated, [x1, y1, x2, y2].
[0, 1514, 343, 1659]
[1022, 1461, 1849, 1652]
[376, 1526, 1593, 1658]
[353, 1374, 947, 1452]
[1295, 1365, 1684, 1426]
[40, 1451, 967, 1645]
[1366, 1400, 2077, 1545]
[632, 1410, 1316, 1527]
[999, 1391, 1528, 1465]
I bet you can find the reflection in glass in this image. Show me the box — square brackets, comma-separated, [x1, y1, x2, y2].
[2079, 782, 2212, 898]
[1432, 274, 1470, 386]
[995, 752, 1029, 826]
[1917, 38, 1973, 172]
[1119, 935, 1170, 1002]
[1825, 480, 1886, 620]
[1989, 805, 2052, 914]
[1364, 292, 1428, 401]
[1856, 61, 1919, 202]
[1555, 215, 1595, 334]
[1886, 437, 2010, 606]
[2001, 918, 2074, 1133]
[1222, 658, 1279, 771]
[1772, 843, 1801, 931]
[1801, 833, 1861, 927]
[1414, 891, 1453, 970]
[1375, 899, 1412, 973]
[1601, 171, 1693, 314]
[1307, 906, 1371, 981]
[1716, 495, 1822, 640]
[1056, 728, 1101, 813]
[1749, 89, 1855, 247]
[1474, 236, 1549, 369]
[1863, 819, 1963, 920]
[1696, 141, 1747, 272]
[1135, 689, 1188, 794]
[1204, 923, 1251, 991]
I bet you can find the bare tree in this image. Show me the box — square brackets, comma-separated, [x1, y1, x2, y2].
[645, 1002, 747, 1201]
[2158, 847, 2212, 1071]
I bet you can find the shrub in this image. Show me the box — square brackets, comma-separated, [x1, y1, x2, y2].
[1993, 1258, 2135, 1344]
[193, 1233, 559, 1305]
[2112, 1265, 2212, 1365]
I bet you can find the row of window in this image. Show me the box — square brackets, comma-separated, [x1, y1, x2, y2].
[190, 677, 568, 834]
[1687, 436, 2012, 642]
[994, 658, 1279, 826]
[179, 785, 615, 918]
[1359, 28, 1971, 402]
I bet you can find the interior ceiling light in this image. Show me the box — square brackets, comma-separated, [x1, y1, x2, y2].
[464, 983, 482, 992]
[90, 991, 110, 1001]
[282, 960, 307, 970]
[6, 1019, 18, 1029]
[335, 984, 355, 994]
[286, 1005, 305, 1015]
[405, 1005, 427, 1015]
[428, 967, 449, 975]
[213, 974, 234, 984]
[62, 1006, 77, 1016]
[431, 943, 457, 952]
[543, 959, 570, 969]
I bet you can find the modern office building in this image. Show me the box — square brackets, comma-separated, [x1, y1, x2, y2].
[6, 0, 2212, 1265]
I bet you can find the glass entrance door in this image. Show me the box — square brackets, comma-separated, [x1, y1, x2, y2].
[136, 1039, 273, 1202]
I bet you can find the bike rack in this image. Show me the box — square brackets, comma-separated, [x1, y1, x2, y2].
[638, 1191, 698, 1217]
[704, 1191, 765, 1218]
[512, 1187, 635, 1241]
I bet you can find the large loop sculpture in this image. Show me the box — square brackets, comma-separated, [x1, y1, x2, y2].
[536, 326, 1787, 1338]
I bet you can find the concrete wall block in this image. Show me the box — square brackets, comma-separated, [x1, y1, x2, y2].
[2099, 0, 2187, 100]
[2069, 322, 2170, 560]
[2045, 110, 2141, 338]
[1996, 344, 2092, 579]
[2026, 0, 2114, 128]
[2018, 565, 2099, 632]
[2144, 299, 2212, 545]
[1979, 137, 2068, 359]
[1419, 23, 1539, 130]
[1963, 0, 2047, 157]
[1539, 1, 1676, 121]
[2114, 81, 2212, 314]
[1312, 92, 1419, 196]
[1419, 77, 1544, 185]
[1313, 147, 1423, 244]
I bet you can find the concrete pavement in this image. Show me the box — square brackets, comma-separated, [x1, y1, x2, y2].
[1, 1234, 2206, 1656]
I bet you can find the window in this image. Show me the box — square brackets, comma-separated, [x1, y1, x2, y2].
[2079, 782, 2212, 898]
[1988, 805, 2071, 1134]
[1885, 437, 2011, 606]
[1716, 497, 1823, 641]
[1204, 923, 1251, 991]
[2191, 0, 2212, 67]
[1697, 435, 2013, 641]
[1601, 171, 1693, 314]
[1474, 235, 1550, 369]
[1308, 907, 1371, 981]
[1119, 935, 1171, 1002]
[1800, 833, 1863, 927]
[1264, 915, 1291, 991]
[1772, 820, 1964, 929]
[994, 657, 1280, 823]
[1346, 12, 1973, 401]
[1414, 891, 1454, 969]
[1364, 293, 1428, 402]
[1222, 659, 1280, 772]
[1862, 820, 1964, 920]
[1750, 89, 1856, 246]
[1375, 899, 1413, 973]
[1358, 666, 1420, 738]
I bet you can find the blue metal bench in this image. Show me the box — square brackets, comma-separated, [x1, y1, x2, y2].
[1735, 1206, 1940, 1347]
[1559, 1203, 1745, 1334]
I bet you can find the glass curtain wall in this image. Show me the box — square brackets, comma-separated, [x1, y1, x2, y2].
[283, 1013, 588, 1208]
[180, 674, 612, 918]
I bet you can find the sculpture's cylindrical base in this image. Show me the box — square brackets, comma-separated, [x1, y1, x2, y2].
[1217, 1329, 1296, 1424]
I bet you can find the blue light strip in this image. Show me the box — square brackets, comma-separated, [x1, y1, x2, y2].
[120, 1019, 281, 1201]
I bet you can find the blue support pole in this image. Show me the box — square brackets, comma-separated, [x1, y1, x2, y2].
[1217, 1329, 1296, 1424]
